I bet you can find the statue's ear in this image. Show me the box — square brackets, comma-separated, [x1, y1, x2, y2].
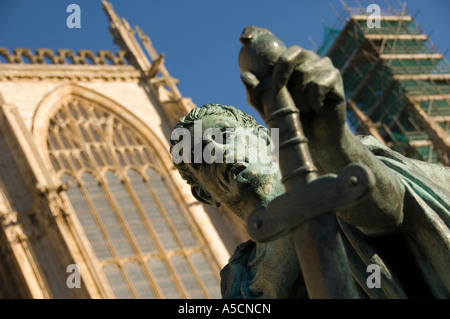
[191, 185, 220, 207]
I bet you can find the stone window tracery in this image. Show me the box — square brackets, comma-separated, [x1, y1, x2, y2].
[47, 97, 221, 298]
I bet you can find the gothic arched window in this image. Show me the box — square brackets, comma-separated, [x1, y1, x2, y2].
[48, 97, 221, 298]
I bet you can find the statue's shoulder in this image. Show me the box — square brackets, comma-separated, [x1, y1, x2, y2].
[357, 135, 450, 209]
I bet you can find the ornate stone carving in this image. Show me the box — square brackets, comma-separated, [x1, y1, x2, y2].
[0, 48, 128, 66]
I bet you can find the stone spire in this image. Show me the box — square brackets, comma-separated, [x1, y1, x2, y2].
[102, 0, 195, 127]
[102, 0, 151, 71]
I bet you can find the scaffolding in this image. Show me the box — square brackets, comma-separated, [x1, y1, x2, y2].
[318, 1, 450, 166]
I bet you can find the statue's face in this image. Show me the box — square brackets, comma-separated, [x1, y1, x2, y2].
[189, 114, 283, 218]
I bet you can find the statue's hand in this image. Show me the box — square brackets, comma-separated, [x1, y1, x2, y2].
[285, 49, 345, 113]
[240, 45, 307, 119]
[242, 44, 348, 150]
[285, 48, 348, 149]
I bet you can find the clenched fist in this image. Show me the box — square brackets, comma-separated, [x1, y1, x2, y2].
[239, 25, 347, 162]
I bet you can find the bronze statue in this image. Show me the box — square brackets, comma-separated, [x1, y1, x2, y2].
[170, 26, 450, 298]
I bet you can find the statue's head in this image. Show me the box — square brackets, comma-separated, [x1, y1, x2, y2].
[170, 104, 283, 221]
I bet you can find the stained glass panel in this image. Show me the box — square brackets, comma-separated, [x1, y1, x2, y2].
[105, 171, 157, 254]
[147, 258, 181, 298]
[127, 169, 179, 251]
[124, 262, 155, 299]
[171, 255, 204, 298]
[61, 174, 112, 260]
[103, 264, 133, 299]
[190, 252, 221, 298]
[146, 169, 197, 248]
[82, 173, 134, 258]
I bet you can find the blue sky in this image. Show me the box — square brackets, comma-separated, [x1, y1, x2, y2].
[1, 0, 449, 124]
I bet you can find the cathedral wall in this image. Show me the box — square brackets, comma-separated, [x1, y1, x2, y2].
[0, 79, 170, 145]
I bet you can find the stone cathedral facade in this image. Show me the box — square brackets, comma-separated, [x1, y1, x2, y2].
[0, 1, 247, 298]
